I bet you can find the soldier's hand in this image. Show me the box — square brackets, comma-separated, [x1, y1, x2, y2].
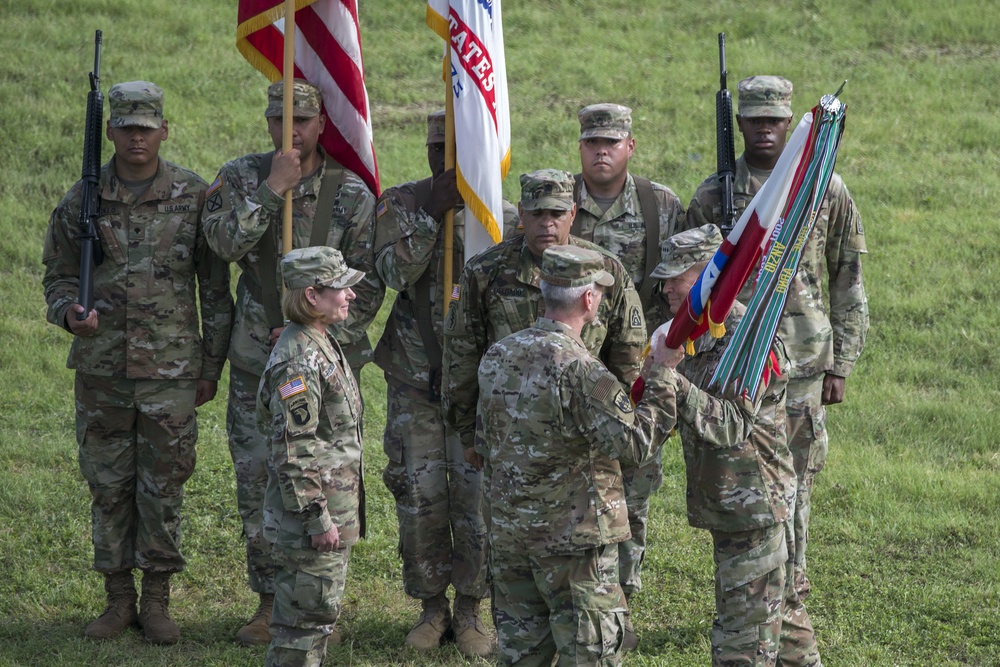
[311, 525, 340, 552]
[464, 447, 484, 470]
[195, 379, 219, 407]
[267, 148, 303, 195]
[822, 373, 846, 405]
[269, 326, 285, 349]
[66, 304, 99, 337]
[649, 319, 685, 369]
[426, 168, 462, 221]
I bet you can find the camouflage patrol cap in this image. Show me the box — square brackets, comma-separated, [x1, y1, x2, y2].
[265, 79, 322, 118]
[541, 245, 615, 288]
[108, 81, 164, 129]
[426, 110, 446, 145]
[578, 103, 632, 141]
[737, 75, 793, 118]
[519, 169, 575, 211]
[651, 224, 723, 280]
[281, 246, 364, 289]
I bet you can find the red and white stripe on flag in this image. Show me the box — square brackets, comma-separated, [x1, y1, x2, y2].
[237, 0, 380, 196]
[427, 0, 510, 256]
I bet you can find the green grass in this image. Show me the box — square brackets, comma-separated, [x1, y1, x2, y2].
[2, 0, 999, 665]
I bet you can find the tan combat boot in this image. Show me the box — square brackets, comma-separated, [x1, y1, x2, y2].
[235, 592, 274, 646]
[404, 593, 451, 650]
[84, 571, 138, 639]
[453, 594, 494, 658]
[138, 571, 180, 645]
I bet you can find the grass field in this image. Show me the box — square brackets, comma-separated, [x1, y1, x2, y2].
[1, 0, 999, 665]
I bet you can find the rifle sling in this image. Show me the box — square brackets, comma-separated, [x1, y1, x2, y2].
[572, 173, 660, 305]
[255, 152, 346, 329]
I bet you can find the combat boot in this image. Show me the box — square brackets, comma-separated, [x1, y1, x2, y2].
[622, 594, 639, 653]
[453, 594, 494, 658]
[139, 571, 180, 645]
[235, 592, 274, 646]
[404, 592, 451, 650]
[84, 571, 138, 639]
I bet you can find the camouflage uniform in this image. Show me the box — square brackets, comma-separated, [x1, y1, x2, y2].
[257, 247, 365, 667]
[572, 103, 686, 600]
[683, 76, 868, 598]
[655, 226, 819, 666]
[202, 81, 381, 596]
[478, 246, 678, 667]
[42, 85, 232, 578]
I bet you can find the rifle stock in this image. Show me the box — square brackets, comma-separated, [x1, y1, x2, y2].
[716, 32, 737, 235]
[76, 30, 104, 320]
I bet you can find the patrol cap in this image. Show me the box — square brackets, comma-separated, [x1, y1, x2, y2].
[519, 169, 575, 211]
[541, 245, 615, 288]
[650, 224, 723, 280]
[426, 110, 446, 145]
[737, 75, 793, 118]
[108, 81, 164, 129]
[578, 103, 632, 141]
[265, 79, 323, 118]
[281, 246, 364, 289]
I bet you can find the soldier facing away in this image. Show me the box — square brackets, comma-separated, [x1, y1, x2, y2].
[478, 245, 677, 666]
[682, 75, 869, 602]
[201, 79, 383, 645]
[42, 81, 233, 644]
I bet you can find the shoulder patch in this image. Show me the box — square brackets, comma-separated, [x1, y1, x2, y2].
[591, 374, 618, 403]
[376, 199, 388, 219]
[289, 399, 312, 426]
[614, 389, 634, 413]
[278, 376, 307, 400]
[206, 176, 222, 197]
[451, 284, 460, 301]
[205, 190, 223, 213]
[445, 304, 459, 332]
[629, 305, 643, 329]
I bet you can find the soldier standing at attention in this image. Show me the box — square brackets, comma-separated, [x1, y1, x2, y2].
[683, 76, 869, 603]
[257, 247, 366, 667]
[571, 103, 687, 648]
[478, 245, 678, 666]
[650, 225, 821, 666]
[42, 81, 233, 644]
[371, 111, 515, 657]
[201, 79, 382, 645]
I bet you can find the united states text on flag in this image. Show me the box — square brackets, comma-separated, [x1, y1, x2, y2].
[237, 0, 380, 195]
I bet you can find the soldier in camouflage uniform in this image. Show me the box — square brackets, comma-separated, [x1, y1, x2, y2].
[478, 245, 677, 666]
[257, 247, 365, 667]
[372, 111, 515, 657]
[650, 225, 820, 666]
[570, 103, 687, 647]
[42, 81, 233, 644]
[202, 79, 383, 645]
[682, 76, 869, 602]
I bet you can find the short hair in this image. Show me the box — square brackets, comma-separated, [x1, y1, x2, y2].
[540, 281, 594, 312]
[282, 286, 323, 325]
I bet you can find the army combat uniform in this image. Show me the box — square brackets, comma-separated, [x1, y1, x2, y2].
[683, 77, 868, 599]
[202, 81, 381, 608]
[257, 247, 366, 667]
[42, 81, 233, 643]
[477, 245, 678, 667]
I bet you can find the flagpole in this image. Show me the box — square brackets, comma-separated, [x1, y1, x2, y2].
[281, 0, 296, 255]
[442, 62, 456, 317]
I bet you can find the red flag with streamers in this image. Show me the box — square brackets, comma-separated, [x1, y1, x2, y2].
[237, 0, 380, 195]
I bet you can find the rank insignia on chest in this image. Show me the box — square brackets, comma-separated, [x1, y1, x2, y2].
[278, 376, 307, 400]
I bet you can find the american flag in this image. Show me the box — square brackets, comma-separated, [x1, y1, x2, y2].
[237, 0, 380, 195]
[278, 376, 307, 400]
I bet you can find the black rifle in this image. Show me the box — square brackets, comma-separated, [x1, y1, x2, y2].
[716, 32, 737, 236]
[76, 30, 105, 320]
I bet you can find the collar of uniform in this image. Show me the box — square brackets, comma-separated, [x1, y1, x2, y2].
[103, 156, 167, 205]
[299, 320, 341, 360]
[533, 316, 585, 346]
[516, 240, 543, 287]
[578, 172, 636, 220]
[734, 156, 770, 195]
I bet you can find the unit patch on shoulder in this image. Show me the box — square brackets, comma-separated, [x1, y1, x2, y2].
[289, 399, 311, 426]
[629, 305, 643, 329]
[278, 376, 307, 400]
[205, 190, 223, 213]
[613, 389, 634, 413]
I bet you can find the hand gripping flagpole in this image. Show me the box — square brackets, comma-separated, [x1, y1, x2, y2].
[281, 0, 296, 255]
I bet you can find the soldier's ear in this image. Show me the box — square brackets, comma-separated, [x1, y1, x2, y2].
[160, 119, 169, 141]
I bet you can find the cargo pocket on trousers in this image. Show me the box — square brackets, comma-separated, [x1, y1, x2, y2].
[570, 578, 627, 661]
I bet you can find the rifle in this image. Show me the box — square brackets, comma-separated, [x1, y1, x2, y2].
[76, 30, 105, 320]
[716, 32, 737, 236]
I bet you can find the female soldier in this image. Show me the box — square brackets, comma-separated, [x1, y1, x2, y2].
[257, 246, 365, 667]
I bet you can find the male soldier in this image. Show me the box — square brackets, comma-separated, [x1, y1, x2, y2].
[371, 110, 515, 657]
[478, 245, 678, 666]
[572, 103, 687, 642]
[443, 169, 646, 478]
[683, 76, 868, 600]
[651, 225, 820, 666]
[42, 81, 233, 644]
[202, 79, 382, 645]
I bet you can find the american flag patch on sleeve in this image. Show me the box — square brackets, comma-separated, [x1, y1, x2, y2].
[376, 200, 388, 218]
[206, 175, 222, 196]
[278, 376, 307, 400]
[451, 284, 460, 301]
